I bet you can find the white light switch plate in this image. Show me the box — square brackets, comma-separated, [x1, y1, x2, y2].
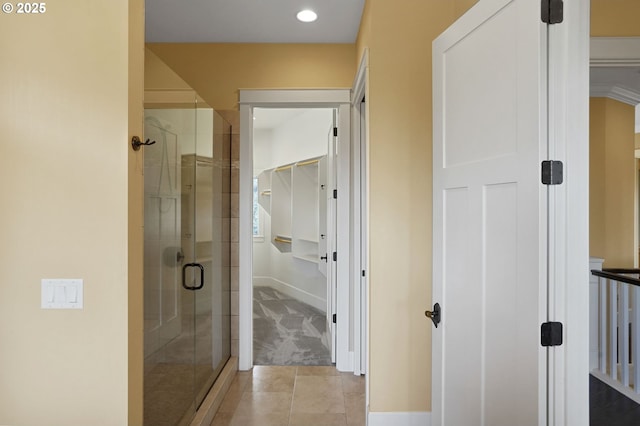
[41, 279, 83, 309]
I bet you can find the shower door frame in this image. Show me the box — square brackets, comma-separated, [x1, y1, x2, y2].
[143, 90, 231, 425]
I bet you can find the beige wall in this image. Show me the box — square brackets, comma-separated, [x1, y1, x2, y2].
[129, 0, 145, 423]
[146, 43, 357, 110]
[591, 0, 640, 36]
[356, 0, 476, 414]
[589, 98, 636, 267]
[145, 48, 192, 91]
[0, 0, 143, 424]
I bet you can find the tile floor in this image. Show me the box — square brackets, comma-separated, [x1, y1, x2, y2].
[210, 366, 365, 426]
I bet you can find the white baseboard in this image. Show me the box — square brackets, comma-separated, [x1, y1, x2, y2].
[252, 276, 273, 287]
[253, 276, 326, 313]
[337, 350, 354, 373]
[368, 411, 431, 426]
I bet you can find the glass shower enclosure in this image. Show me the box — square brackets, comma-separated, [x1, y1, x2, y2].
[142, 91, 231, 426]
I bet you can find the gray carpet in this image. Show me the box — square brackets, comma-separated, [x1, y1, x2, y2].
[253, 286, 332, 366]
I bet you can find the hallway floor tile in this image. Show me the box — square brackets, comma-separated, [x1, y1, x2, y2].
[211, 366, 365, 426]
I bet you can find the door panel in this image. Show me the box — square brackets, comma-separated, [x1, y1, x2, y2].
[443, 4, 518, 168]
[318, 157, 328, 278]
[441, 187, 482, 425]
[192, 108, 232, 409]
[143, 121, 182, 356]
[483, 183, 521, 424]
[432, 0, 547, 424]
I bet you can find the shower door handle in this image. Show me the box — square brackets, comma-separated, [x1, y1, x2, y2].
[182, 263, 205, 291]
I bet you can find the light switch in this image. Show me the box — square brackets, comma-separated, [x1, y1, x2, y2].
[41, 279, 83, 309]
[46, 284, 55, 303]
[68, 284, 78, 303]
[54, 285, 66, 303]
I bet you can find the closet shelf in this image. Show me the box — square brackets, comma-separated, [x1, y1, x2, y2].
[296, 237, 319, 244]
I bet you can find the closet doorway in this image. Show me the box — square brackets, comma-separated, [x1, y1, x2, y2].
[252, 108, 337, 366]
[239, 89, 354, 373]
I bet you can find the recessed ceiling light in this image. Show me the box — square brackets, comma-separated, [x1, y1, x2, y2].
[296, 9, 317, 23]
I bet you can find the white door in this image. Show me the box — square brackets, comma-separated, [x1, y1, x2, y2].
[432, 0, 548, 424]
[318, 156, 328, 278]
[327, 118, 338, 363]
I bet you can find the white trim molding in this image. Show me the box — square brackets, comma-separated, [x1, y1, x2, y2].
[590, 37, 640, 67]
[239, 89, 350, 105]
[253, 276, 326, 313]
[589, 37, 640, 106]
[368, 411, 431, 426]
[351, 48, 369, 379]
[590, 84, 640, 106]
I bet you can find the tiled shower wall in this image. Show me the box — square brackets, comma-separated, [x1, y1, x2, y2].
[219, 110, 240, 358]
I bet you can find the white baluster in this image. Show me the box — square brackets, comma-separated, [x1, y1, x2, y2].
[600, 277, 608, 374]
[622, 283, 630, 387]
[611, 280, 618, 380]
[591, 258, 604, 371]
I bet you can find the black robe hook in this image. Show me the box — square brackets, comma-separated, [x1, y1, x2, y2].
[131, 136, 156, 151]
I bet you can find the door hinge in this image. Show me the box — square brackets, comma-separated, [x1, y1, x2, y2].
[332, 314, 337, 323]
[333, 189, 337, 199]
[333, 127, 338, 137]
[541, 0, 563, 24]
[362, 270, 366, 277]
[541, 322, 563, 347]
[541, 160, 563, 185]
[333, 251, 337, 262]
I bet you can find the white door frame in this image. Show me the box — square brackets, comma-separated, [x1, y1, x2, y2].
[238, 89, 353, 371]
[351, 49, 369, 378]
[546, 1, 590, 423]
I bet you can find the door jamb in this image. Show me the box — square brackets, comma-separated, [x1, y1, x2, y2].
[351, 49, 369, 378]
[547, 1, 590, 424]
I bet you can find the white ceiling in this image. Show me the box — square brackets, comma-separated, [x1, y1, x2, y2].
[145, 0, 365, 43]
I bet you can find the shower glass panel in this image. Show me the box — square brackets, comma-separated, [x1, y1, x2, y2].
[143, 91, 231, 426]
